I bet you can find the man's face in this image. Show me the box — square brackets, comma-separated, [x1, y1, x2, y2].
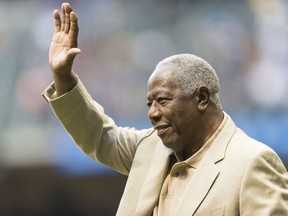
[147, 64, 199, 152]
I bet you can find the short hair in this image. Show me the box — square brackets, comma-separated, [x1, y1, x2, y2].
[157, 54, 222, 109]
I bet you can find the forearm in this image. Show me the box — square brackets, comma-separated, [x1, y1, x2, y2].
[52, 70, 78, 97]
[43, 79, 141, 175]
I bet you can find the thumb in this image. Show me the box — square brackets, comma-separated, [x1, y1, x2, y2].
[67, 48, 81, 61]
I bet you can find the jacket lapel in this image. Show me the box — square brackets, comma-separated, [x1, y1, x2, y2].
[175, 151, 220, 216]
[175, 113, 237, 216]
[135, 141, 173, 215]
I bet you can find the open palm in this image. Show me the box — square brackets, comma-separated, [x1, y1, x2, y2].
[49, 3, 81, 75]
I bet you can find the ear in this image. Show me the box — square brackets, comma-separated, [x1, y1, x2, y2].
[195, 86, 210, 112]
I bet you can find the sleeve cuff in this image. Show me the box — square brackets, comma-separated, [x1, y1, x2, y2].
[42, 78, 80, 102]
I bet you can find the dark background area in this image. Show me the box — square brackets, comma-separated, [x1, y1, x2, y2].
[0, 167, 127, 216]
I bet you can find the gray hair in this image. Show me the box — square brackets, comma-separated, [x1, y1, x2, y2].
[157, 54, 222, 109]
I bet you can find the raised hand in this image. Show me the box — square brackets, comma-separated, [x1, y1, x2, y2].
[49, 3, 81, 96]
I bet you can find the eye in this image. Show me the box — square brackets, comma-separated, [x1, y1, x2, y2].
[146, 101, 152, 107]
[157, 97, 168, 105]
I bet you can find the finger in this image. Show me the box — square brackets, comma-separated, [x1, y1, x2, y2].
[53, 10, 61, 32]
[64, 4, 72, 33]
[70, 11, 79, 32]
[69, 11, 79, 47]
[61, 3, 65, 32]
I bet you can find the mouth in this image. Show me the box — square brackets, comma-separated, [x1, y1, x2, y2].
[154, 124, 171, 137]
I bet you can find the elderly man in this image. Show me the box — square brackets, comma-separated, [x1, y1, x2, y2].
[43, 3, 288, 216]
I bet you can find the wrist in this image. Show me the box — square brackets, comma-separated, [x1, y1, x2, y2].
[53, 71, 78, 96]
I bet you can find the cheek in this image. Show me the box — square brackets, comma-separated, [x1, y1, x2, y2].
[163, 108, 187, 129]
[176, 106, 197, 126]
[161, 107, 177, 120]
[162, 102, 194, 124]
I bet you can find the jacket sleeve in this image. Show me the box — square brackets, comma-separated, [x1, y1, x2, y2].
[239, 148, 288, 215]
[42, 79, 153, 175]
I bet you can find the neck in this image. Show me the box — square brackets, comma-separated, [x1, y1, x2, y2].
[176, 110, 224, 161]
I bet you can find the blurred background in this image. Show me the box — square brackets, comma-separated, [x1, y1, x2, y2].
[0, 0, 287, 215]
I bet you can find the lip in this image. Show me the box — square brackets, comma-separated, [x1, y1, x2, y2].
[154, 124, 171, 137]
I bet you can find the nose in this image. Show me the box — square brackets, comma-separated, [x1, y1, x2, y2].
[148, 101, 161, 124]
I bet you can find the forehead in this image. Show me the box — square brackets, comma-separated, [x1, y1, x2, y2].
[147, 64, 178, 96]
[148, 64, 177, 86]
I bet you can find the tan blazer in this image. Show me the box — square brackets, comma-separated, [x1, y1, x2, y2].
[43, 80, 288, 216]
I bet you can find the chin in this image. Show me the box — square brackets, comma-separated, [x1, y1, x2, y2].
[162, 141, 179, 151]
